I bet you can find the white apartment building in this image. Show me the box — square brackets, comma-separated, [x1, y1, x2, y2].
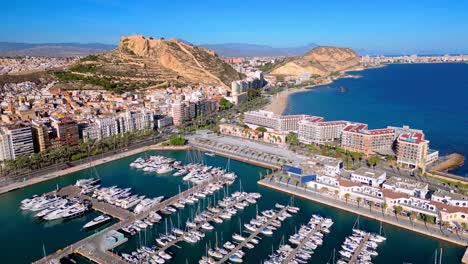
[298, 120, 347, 144]
[382, 176, 429, 199]
[118, 110, 154, 133]
[350, 167, 387, 187]
[431, 190, 468, 207]
[243, 110, 321, 132]
[0, 124, 34, 160]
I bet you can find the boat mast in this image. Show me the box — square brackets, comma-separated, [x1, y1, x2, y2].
[439, 248, 443, 264]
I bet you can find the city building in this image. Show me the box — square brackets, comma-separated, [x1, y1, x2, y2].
[382, 176, 429, 199]
[31, 120, 51, 152]
[51, 117, 80, 146]
[298, 120, 347, 145]
[118, 110, 154, 133]
[431, 190, 468, 207]
[0, 123, 34, 160]
[350, 167, 387, 187]
[155, 116, 173, 128]
[171, 102, 186, 126]
[341, 123, 395, 155]
[244, 110, 321, 132]
[396, 132, 434, 169]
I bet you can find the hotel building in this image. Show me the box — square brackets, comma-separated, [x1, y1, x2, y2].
[396, 132, 438, 169]
[244, 110, 322, 132]
[341, 123, 395, 155]
[298, 120, 347, 145]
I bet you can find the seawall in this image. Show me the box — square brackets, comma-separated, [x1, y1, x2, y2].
[0, 145, 190, 195]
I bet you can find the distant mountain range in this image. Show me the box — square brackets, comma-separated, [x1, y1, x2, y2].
[199, 43, 319, 57]
[0, 42, 116, 57]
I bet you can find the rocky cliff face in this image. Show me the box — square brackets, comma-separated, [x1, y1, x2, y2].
[271, 46, 361, 76]
[65, 35, 240, 90]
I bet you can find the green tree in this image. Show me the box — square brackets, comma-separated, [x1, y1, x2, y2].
[409, 211, 417, 221]
[381, 202, 388, 216]
[219, 97, 233, 110]
[344, 193, 350, 204]
[426, 215, 436, 225]
[255, 126, 267, 133]
[286, 132, 299, 146]
[334, 190, 340, 200]
[356, 197, 362, 208]
[368, 201, 374, 212]
[393, 205, 403, 219]
[169, 136, 186, 146]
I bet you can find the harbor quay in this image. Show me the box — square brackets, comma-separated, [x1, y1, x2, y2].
[258, 178, 468, 247]
[0, 145, 191, 195]
[33, 175, 228, 264]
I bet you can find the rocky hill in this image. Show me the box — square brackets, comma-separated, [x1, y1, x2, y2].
[271, 46, 361, 76]
[57, 35, 240, 91]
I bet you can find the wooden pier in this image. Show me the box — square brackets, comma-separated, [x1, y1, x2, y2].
[348, 233, 370, 264]
[33, 177, 227, 264]
[282, 219, 324, 264]
[216, 206, 289, 263]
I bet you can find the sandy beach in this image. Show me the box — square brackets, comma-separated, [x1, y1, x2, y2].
[263, 80, 333, 114]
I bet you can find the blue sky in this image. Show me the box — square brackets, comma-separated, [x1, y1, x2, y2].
[3, 0, 468, 54]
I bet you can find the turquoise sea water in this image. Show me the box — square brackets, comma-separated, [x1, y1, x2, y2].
[286, 63, 468, 176]
[0, 150, 464, 263]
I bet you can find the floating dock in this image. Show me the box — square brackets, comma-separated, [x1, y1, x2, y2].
[216, 206, 289, 263]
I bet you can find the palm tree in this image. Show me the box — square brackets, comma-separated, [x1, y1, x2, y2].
[344, 193, 350, 204]
[368, 201, 374, 212]
[393, 205, 403, 220]
[461, 222, 467, 231]
[334, 190, 339, 200]
[356, 197, 362, 208]
[321, 187, 329, 194]
[381, 202, 388, 216]
[409, 211, 417, 225]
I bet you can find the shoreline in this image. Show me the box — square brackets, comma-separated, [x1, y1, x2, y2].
[263, 81, 331, 115]
[259, 179, 468, 247]
[0, 145, 191, 195]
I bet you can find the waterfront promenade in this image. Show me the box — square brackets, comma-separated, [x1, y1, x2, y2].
[258, 179, 468, 247]
[33, 175, 224, 264]
[0, 145, 190, 195]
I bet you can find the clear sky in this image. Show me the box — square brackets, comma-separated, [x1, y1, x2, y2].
[3, 0, 468, 54]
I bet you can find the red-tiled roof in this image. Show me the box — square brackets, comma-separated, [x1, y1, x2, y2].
[431, 201, 468, 214]
[398, 132, 426, 144]
[381, 189, 409, 199]
[338, 178, 361, 187]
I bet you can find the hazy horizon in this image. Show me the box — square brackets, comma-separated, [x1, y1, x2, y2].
[3, 0, 468, 55]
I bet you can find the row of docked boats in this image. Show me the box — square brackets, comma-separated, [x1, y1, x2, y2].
[337, 229, 386, 264]
[75, 178, 165, 214]
[181, 163, 237, 185]
[130, 156, 178, 174]
[120, 211, 163, 237]
[126, 191, 261, 263]
[264, 214, 333, 264]
[20, 195, 92, 221]
[200, 205, 296, 263]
